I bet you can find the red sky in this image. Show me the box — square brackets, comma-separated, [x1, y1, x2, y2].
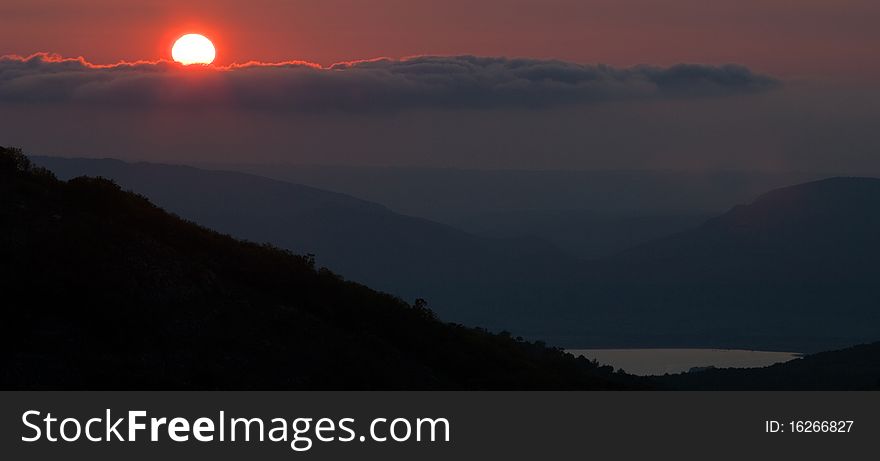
[3, 0, 879, 172]
[1, 0, 878, 81]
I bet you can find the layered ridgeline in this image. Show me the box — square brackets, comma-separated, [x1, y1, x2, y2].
[0, 147, 638, 389]
[28, 156, 880, 352]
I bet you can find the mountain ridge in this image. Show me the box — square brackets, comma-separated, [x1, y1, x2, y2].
[30, 155, 577, 328]
[27, 154, 880, 352]
[1, 146, 639, 390]
[570, 177, 880, 352]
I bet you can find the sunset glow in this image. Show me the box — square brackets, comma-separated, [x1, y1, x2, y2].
[171, 34, 216, 65]
[4, 0, 880, 429]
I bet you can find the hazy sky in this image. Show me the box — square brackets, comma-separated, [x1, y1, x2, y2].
[1, 0, 879, 173]
[2, 0, 878, 80]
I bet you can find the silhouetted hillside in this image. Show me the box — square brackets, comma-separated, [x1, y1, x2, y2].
[31, 156, 575, 328]
[29, 157, 880, 352]
[657, 342, 880, 390]
[0, 146, 640, 389]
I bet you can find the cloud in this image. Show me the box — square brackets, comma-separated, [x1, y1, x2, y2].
[0, 53, 780, 113]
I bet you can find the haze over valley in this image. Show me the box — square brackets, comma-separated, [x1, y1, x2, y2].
[33, 156, 880, 353]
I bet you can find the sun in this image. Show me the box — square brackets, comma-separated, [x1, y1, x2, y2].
[172, 34, 216, 65]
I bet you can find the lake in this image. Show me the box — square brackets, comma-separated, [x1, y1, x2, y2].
[567, 348, 802, 376]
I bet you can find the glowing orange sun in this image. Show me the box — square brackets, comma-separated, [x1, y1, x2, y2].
[172, 34, 216, 65]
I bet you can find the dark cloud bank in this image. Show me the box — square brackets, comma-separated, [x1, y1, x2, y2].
[0, 53, 779, 113]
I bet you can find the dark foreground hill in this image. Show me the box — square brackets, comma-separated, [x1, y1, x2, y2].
[658, 342, 880, 390]
[30, 156, 575, 328]
[0, 146, 638, 389]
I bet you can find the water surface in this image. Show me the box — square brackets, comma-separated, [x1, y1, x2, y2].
[568, 348, 802, 376]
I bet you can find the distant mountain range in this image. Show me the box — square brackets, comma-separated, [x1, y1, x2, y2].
[30, 156, 880, 352]
[218, 164, 821, 221]
[202, 164, 821, 258]
[542, 178, 880, 352]
[453, 209, 713, 259]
